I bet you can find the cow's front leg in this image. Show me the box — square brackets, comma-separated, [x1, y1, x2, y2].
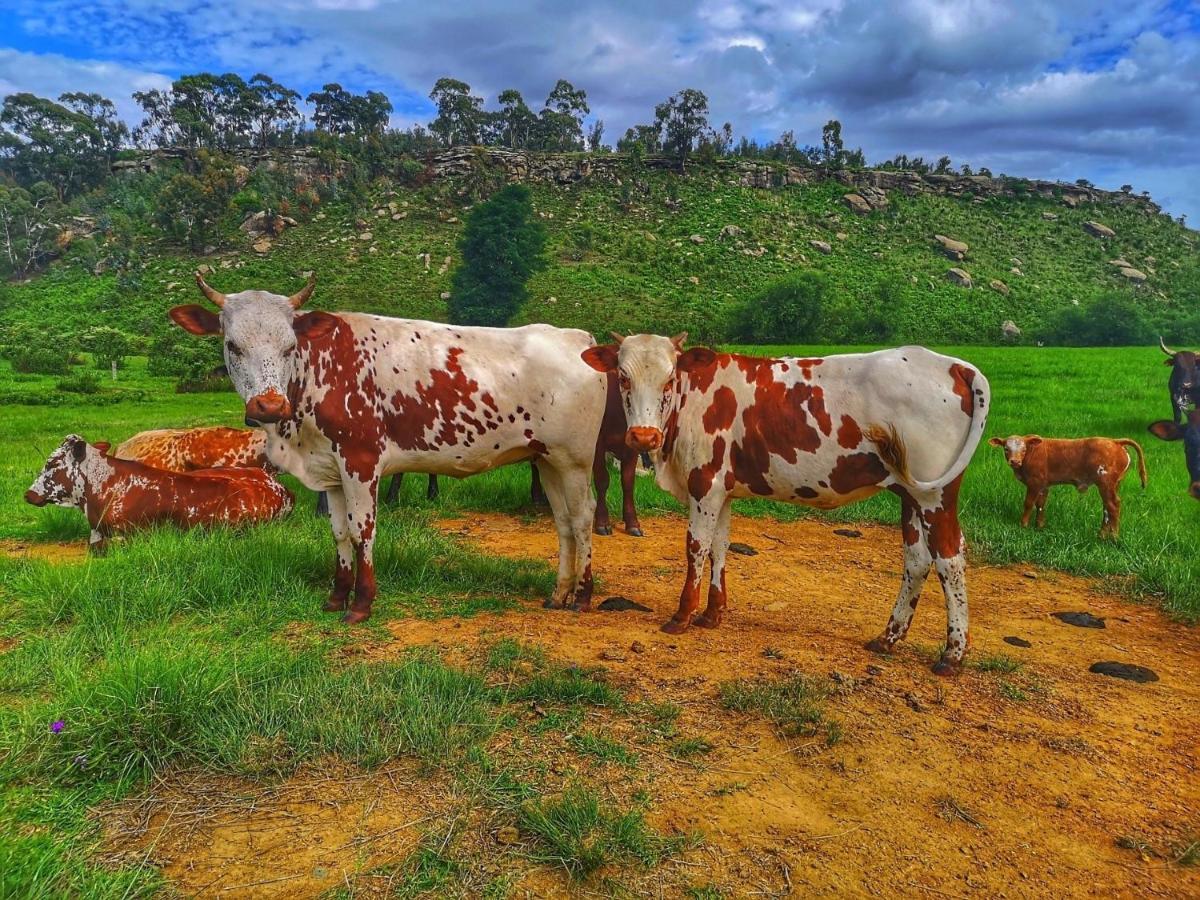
[663, 497, 722, 634]
[1019, 485, 1037, 527]
[619, 451, 643, 537]
[535, 462, 577, 608]
[867, 494, 932, 654]
[323, 487, 353, 612]
[383, 474, 402, 505]
[693, 499, 732, 628]
[554, 462, 597, 611]
[342, 476, 379, 624]
[592, 451, 613, 536]
[426, 474, 439, 501]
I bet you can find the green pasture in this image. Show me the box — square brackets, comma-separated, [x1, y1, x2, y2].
[0, 342, 1196, 896]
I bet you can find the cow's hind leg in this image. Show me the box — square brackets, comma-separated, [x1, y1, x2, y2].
[426, 474, 439, 501]
[923, 477, 970, 676]
[693, 498, 732, 628]
[383, 474, 402, 506]
[620, 451, 643, 537]
[535, 461, 578, 609]
[592, 452, 613, 536]
[663, 496, 723, 634]
[866, 492, 932, 655]
[323, 487, 353, 613]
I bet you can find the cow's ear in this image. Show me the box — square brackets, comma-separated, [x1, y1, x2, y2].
[1148, 421, 1183, 441]
[169, 305, 222, 335]
[1025, 436, 1043, 447]
[988, 437, 1004, 447]
[71, 438, 87, 463]
[93, 441, 111, 456]
[293, 310, 340, 341]
[581, 344, 619, 373]
[1164, 358, 1176, 366]
[677, 347, 717, 372]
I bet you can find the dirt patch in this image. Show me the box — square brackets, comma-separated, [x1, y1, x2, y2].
[399, 512, 1198, 898]
[99, 760, 450, 898]
[0, 539, 88, 564]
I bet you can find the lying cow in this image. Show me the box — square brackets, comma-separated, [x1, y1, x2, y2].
[1148, 411, 1200, 499]
[988, 435, 1146, 536]
[170, 273, 605, 623]
[25, 435, 293, 552]
[583, 334, 990, 676]
[1159, 337, 1200, 424]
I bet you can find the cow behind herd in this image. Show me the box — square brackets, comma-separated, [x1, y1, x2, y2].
[22, 273, 1199, 674]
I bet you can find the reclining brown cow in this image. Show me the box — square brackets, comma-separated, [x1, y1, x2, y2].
[989, 435, 1146, 537]
[25, 435, 293, 552]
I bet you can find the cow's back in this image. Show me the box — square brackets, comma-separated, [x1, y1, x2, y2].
[115, 426, 268, 471]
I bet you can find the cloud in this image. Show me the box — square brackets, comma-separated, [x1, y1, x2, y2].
[0, 49, 170, 124]
[1, 0, 1197, 218]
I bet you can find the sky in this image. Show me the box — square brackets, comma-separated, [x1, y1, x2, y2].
[1, 0, 1197, 221]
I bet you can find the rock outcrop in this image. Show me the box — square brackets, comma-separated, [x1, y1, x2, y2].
[1083, 221, 1116, 239]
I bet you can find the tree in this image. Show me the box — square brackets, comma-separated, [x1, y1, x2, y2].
[494, 89, 535, 148]
[58, 92, 128, 160]
[654, 89, 710, 170]
[448, 184, 547, 326]
[616, 124, 661, 153]
[586, 119, 606, 152]
[821, 119, 844, 166]
[536, 80, 589, 151]
[134, 73, 258, 153]
[0, 182, 59, 277]
[934, 155, 953, 174]
[246, 74, 301, 148]
[0, 93, 109, 199]
[153, 151, 239, 250]
[428, 78, 484, 146]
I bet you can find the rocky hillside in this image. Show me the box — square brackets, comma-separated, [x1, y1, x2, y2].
[2, 149, 1196, 346]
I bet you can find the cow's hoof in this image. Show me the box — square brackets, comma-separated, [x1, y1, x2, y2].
[342, 609, 371, 625]
[626, 526, 644, 537]
[323, 596, 348, 612]
[543, 596, 565, 610]
[864, 637, 894, 655]
[932, 657, 964, 677]
[691, 613, 721, 629]
[570, 601, 594, 613]
[594, 525, 613, 536]
[660, 619, 690, 635]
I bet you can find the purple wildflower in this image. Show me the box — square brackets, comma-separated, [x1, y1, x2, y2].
[50, 720, 65, 734]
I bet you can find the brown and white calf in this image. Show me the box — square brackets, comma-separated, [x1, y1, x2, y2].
[989, 435, 1146, 536]
[170, 274, 606, 623]
[25, 435, 293, 551]
[583, 335, 990, 676]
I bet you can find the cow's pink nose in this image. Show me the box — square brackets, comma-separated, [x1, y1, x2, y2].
[626, 427, 663, 451]
[24, 489, 47, 507]
[245, 390, 291, 424]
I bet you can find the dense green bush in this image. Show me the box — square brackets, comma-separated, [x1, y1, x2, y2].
[730, 271, 827, 343]
[6, 347, 72, 375]
[449, 183, 547, 326]
[56, 370, 101, 394]
[1041, 291, 1154, 346]
[80, 326, 133, 370]
[146, 330, 225, 388]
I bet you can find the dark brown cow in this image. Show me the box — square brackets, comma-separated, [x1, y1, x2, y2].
[1159, 337, 1200, 424]
[592, 371, 644, 537]
[1149, 410, 1200, 499]
[989, 435, 1147, 537]
[25, 435, 293, 552]
[584, 335, 990, 676]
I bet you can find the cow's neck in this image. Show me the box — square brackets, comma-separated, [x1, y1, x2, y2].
[74, 451, 126, 524]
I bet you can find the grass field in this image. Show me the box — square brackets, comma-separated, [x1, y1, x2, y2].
[1, 342, 1196, 896]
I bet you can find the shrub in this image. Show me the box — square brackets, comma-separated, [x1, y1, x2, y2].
[448, 184, 547, 327]
[8, 347, 72, 375]
[80, 326, 133, 370]
[146, 330, 224, 385]
[731, 271, 827, 343]
[56, 370, 101, 394]
[1041, 292, 1153, 346]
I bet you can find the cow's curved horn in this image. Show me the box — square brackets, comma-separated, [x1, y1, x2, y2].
[289, 273, 316, 309]
[195, 272, 226, 308]
[670, 332, 688, 350]
[609, 331, 625, 345]
[1159, 336, 1176, 357]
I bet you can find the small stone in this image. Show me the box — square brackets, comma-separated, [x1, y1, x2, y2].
[358, 231, 373, 241]
[687, 275, 700, 285]
[835, 232, 848, 241]
[764, 601, 788, 612]
[252, 238, 272, 253]
[196, 264, 213, 275]
[989, 279, 1010, 295]
[600, 648, 627, 662]
[1089, 661, 1158, 683]
[866, 664, 884, 676]
[630, 641, 645, 654]
[1083, 221, 1116, 239]
[1118, 267, 1147, 283]
[1022, 571, 1037, 580]
[1052, 611, 1105, 629]
[810, 239, 832, 254]
[392, 212, 407, 220]
[496, 826, 520, 845]
[904, 692, 926, 713]
[689, 234, 705, 244]
[728, 542, 757, 556]
[1003, 636, 1032, 648]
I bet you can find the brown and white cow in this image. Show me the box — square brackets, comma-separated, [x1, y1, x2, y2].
[115, 426, 271, 471]
[583, 335, 990, 676]
[170, 274, 606, 623]
[988, 435, 1146, 536]
[25, 435, 293, 551]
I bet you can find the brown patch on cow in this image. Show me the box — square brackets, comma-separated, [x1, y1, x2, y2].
[828, 452, 888, 495]
[923, 476, 963, 559]
[949, 363, 976, 417]
[688, 436, 727, 500]
[836, 415, 862, 450]
[703, 387, 738, 434]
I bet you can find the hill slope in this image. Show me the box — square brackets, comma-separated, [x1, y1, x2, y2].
[2, 156, 1197, 346]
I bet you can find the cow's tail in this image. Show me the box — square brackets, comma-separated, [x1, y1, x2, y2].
[866, 364, 991, 494]
[1116, 439, 1148, 488]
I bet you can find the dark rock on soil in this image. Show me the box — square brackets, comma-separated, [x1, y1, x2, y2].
[1052, 611, 1105, 629]
[598, 595, 653, 613]
[729, 542, 758, 556]
[1003, 636, 1033, 648]
[833, 528, 864, 539]
[1089, 661, 1158, 683]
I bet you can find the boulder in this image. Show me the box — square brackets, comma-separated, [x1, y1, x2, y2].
[1062, 195, 1079, 208]
[1118, 267, 1147, 283]
[689, 233, 705, 244]
[1083, 221, 1115, 238]
[835, 231, 848, 241]
[843, 193, 873, 214]
[1010, 267, 1023, 276]
[718, 224, 743, 240]
[1108, 258, 1132, 268]
[252, 238, 272, 254]
[358, 231, 373, 241]
[934, 234, 969, 260]
[1001, 320, 1021, 340]
[989, 279, 1010, 295]
[810, 239, 832, 254]
[946, 267, 972, 288]
[392, 212, 407, 221]
[1042, 212, 1058, 220]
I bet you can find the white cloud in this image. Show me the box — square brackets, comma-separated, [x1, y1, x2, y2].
[0, 48, 170, 123]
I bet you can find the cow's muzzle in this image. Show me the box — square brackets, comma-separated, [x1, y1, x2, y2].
[245, 390, 292, 426]
[1189, 482, 1200, 501]
[24, 489, 47, 507]
[625, 426, 663, 452]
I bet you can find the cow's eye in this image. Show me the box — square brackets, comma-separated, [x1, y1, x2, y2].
[284, 342, 297, 355]
[227, 341, 243, 357]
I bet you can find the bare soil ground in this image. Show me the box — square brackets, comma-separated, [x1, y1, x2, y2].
[102, 512, 1200, 898]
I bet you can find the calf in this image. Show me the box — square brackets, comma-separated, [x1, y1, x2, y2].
[989, 435, 1146, 536]
[1148, 411, 1200, 499]
[583, 335, 990, 676]
[25, 435, 293, 551]
[1159, 338, 1200, 424]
